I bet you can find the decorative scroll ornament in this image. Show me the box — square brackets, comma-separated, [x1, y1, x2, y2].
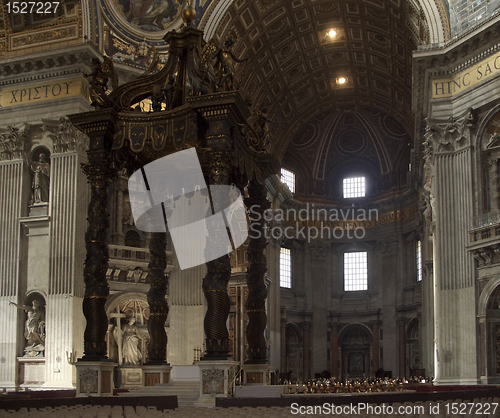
[79, 369, 98, 395]
[202, 367, 224, 396]
[422, 124, 434, 169]
[242, 106, 276, 153]
[0, 124, 29, 161]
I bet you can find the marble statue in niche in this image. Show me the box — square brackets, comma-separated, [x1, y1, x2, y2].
[110, 299, 150, 366]
[30, 153, 50, 204]
[121, 318, 143, 365]
[9, 299, 46, 357]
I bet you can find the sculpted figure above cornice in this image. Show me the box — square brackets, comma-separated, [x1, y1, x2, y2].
[0, 123, 30, 161]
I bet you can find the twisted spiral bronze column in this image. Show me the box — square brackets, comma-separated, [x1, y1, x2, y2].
[244, 183, 270, 364]
[146, 231, 169, 364]
[81, 162, 113, 361]
[202, 149, 232, 359]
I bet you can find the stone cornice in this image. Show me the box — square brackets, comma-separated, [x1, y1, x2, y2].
[412, 15, 500, 121]
[266, 174, 419, 216]
[414, 13, 500, 59]
[0, 44, 102, 87]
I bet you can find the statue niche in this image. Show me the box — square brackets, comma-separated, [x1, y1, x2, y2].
[30, 149, 50, 205]
[109, 298, 150, 367]
[10, 295, 46, 357]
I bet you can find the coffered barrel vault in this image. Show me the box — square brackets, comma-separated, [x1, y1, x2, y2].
[207, 0, 443, 162]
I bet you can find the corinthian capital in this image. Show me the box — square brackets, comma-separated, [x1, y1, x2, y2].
[0, 123, 30, 161]
[42, 117, 88, 156]
[425, 108, 476, 154]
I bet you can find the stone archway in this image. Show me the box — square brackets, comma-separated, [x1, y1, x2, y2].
[105, 293, 150, 367]
[406, 318, 423, 377]
[484, 284, 500, 383]
[338, 324, 372, 380]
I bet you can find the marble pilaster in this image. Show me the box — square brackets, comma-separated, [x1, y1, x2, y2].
[424, 110, 477, 384]
[0, 124, 29, 387]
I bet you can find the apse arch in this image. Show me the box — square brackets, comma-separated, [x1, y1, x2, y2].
[200, 0, 448, 44]
[338, 323, 373, 340]
[478, 276, 500, 317]
[474, 103, 500, 214]
[338, 323, 373, 379]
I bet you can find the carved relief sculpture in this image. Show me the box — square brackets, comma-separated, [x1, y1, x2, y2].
[79, 369, 98, 395]
[202, 367, 224, 395]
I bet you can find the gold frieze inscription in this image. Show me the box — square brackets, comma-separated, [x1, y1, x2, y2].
[2, 77, 90, 107]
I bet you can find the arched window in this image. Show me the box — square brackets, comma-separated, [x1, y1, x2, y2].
[281, 168, 295, 193]
[125, 230, 141, 248]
